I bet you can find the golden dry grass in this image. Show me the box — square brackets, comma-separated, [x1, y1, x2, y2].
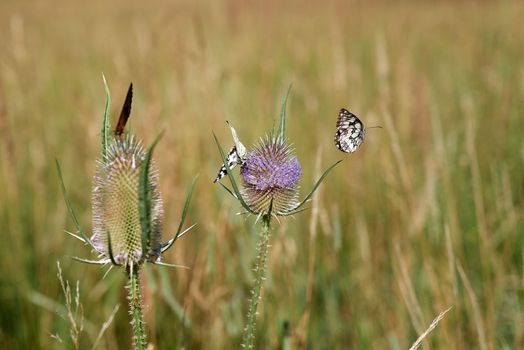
[1, 0, 523, 348]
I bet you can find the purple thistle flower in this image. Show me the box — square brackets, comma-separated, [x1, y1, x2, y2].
[240, 136, 301, 216]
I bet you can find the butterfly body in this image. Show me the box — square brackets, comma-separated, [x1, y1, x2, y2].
[334, 108, 365, 153]
[213, 145, 246, 183]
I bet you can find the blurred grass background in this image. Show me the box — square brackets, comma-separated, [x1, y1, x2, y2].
[1, 0, 524, 348]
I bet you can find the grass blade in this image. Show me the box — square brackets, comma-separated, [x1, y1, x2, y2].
[409, 307, 452, 350]
[158, 269, 193, 327]
[278, 84, 292, 143]
[91, 304, 120, 350]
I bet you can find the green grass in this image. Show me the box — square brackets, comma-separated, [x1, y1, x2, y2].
[1, 0, 524, 348]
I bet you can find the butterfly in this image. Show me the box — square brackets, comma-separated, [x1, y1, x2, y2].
[213, 121, 247, 183]
[334, 108, 366, 153]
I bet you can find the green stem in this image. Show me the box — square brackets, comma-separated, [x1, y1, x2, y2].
[242, 214, 272, 349]
[128, 266, 147, 350]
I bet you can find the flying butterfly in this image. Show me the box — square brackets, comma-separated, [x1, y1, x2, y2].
[334, 108, 374, 153]
[213, 121, 247, 183]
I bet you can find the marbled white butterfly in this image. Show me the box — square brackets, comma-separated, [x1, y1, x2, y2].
[213, 121, 247, 183]
[334, 108, 366, 153]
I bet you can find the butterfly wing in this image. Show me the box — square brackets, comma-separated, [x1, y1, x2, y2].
[214, 121, 248, 183]
[213, 146, 241, 183]
[334, 108, 365, 153]
[115, 83, 133, 137]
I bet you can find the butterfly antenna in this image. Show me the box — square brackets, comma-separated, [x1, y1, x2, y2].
[115, 83, 133, 137]
[366, 125, 383, 130]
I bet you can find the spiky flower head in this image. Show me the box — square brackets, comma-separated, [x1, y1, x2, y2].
[92, 134, 164, 268]
[240, 136, 301, 216]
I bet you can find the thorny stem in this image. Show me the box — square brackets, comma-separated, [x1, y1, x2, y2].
[242, 214, 272, 349]
[128, 266, 146, 350]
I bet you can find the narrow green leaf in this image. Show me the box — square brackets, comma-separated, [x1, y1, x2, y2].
[278, 84, 292, 143]
[55, 159, 94, 248]
[161, 224, 196, 253]
[281, 206, 309, 217]
[175, 175, 197, 240]
[284, 160, 342, 215]
[218, 181, 237, 199]
[161, 175, 198, 253]
[138, 134, 163, 260]
[213, 133, 256, 215]
[101, 74, 111, 162]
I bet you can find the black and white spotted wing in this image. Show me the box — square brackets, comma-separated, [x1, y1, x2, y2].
[213, 146, 242, 183]
[334, 108, 365, 153]
[214, 121, 247, 183]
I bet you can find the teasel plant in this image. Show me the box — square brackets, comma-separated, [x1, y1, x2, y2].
[56, 77, 197, 350]
[213, 87, 341, 348]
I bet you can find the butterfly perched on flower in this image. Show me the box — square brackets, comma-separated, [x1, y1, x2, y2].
[213, 121, 247, 183]
[334, 108, 366, 153]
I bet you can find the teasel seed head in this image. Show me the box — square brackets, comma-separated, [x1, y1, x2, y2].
[92, 134, 164, 268]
